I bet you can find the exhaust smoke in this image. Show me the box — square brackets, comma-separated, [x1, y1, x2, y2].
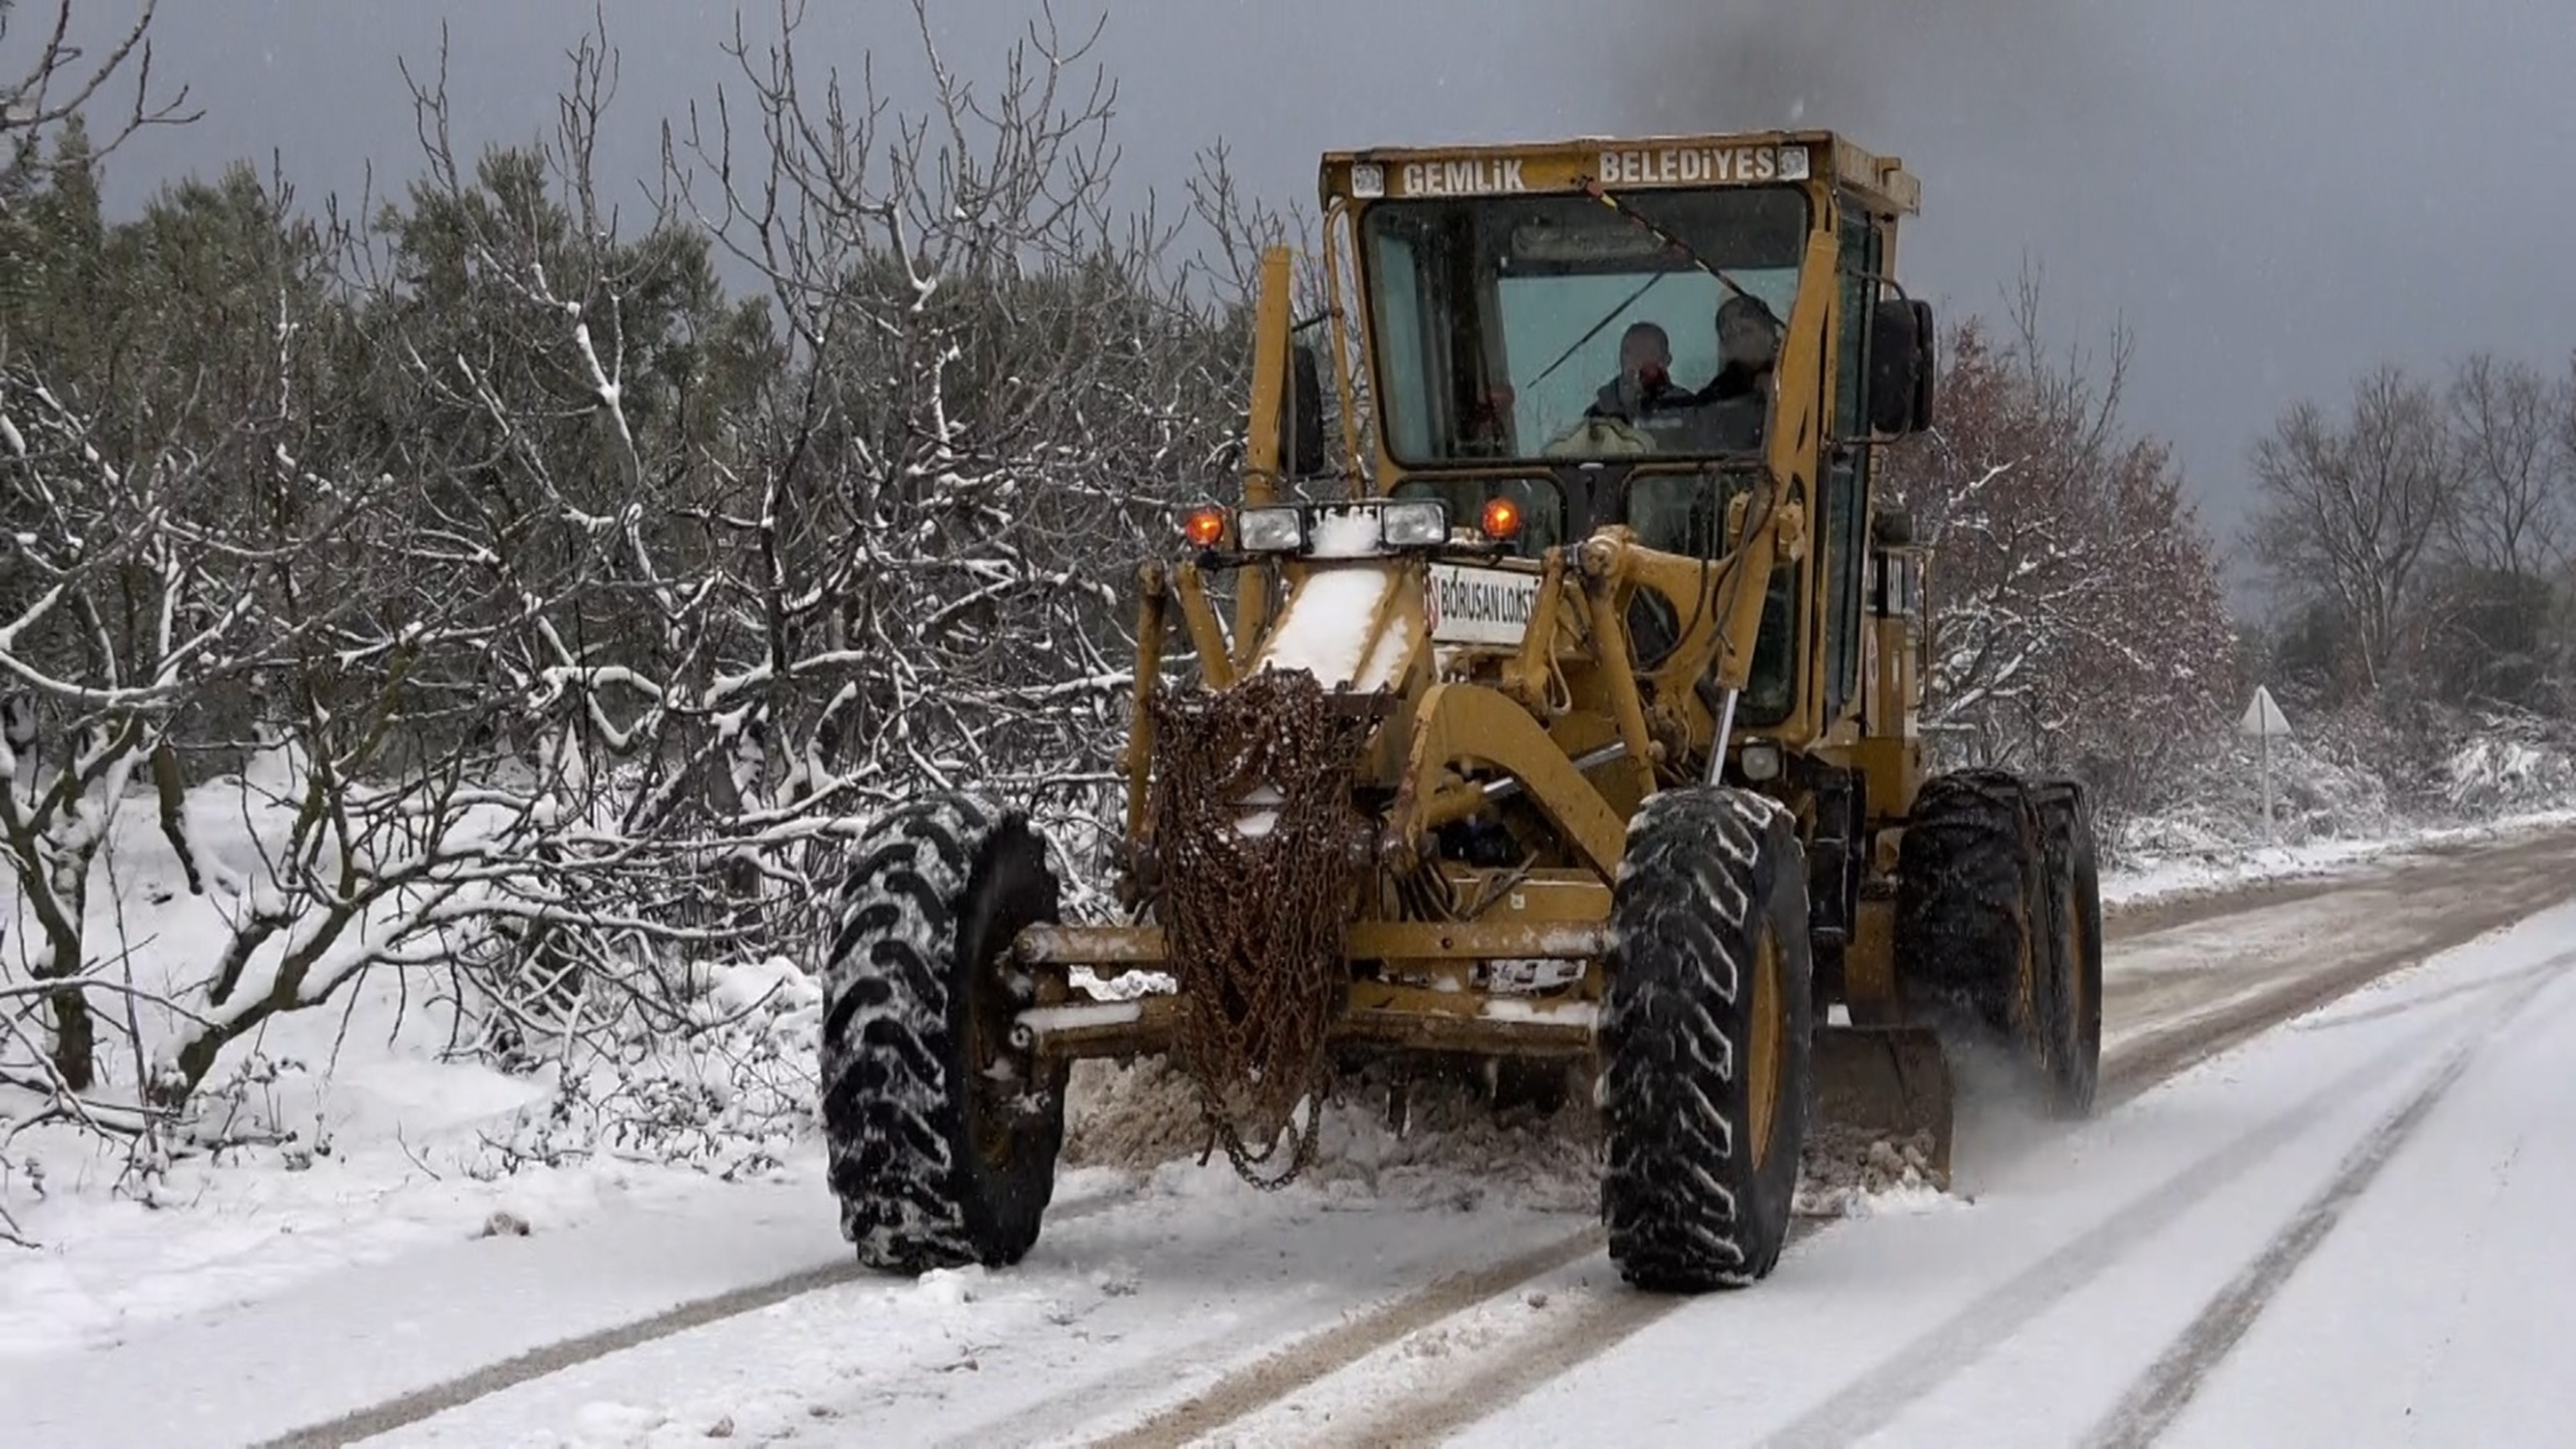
[1620, 0, 2112, 139]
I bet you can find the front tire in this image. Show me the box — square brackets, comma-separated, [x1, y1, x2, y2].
[1599, 786, 1815, 1293]
[817, 794, 1066, 1273]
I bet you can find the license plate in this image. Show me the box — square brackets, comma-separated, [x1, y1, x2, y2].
[1425, 563, 1543, 646]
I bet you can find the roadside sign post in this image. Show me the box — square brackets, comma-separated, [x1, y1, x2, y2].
[2237, 685, 2294, 843]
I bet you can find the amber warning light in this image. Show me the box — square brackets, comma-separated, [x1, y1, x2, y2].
[1481, 497, 1522, 541]
[1182, 505, 1227, 549]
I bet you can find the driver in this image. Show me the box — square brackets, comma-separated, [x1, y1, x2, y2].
[1587, 322, 1693, 425]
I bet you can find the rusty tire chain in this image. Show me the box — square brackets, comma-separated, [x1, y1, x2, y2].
[1147, 668, 1381, 1189]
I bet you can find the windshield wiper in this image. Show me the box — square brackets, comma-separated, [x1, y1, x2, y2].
[1576, 176, 1778, 325]
[1521, 178, 1783, 399]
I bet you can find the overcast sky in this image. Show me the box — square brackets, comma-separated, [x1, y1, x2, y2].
[30, 0, 2576, 582]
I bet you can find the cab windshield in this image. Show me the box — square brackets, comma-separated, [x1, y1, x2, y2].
[1360, 186, 1810, 466]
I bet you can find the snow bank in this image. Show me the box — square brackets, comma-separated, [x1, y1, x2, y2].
[2443, 721, 2576, 816]
[2097, 707, 2576, 902]
[2103, 804, 2576, 912]
[0, 1105, 766, 1360]
[2110, 732, 2396, 864]
[0, 752, 832, 1270]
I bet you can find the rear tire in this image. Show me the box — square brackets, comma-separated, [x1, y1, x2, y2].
[1896, 769, 2044, 1056]
[817, 794, 1067, 1273]
[1599, 785, 1815, 1293]
[2030, 780, 2104, 1117]
[1897, 769, 2096, 1112]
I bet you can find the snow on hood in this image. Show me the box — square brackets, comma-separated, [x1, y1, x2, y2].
[1254, 511, 1413, 692]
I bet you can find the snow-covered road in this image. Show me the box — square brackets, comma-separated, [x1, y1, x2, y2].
[1464, 905, 2576, 1449]
[8, 821, 2576, 1449]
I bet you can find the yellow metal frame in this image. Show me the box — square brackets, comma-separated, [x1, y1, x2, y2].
[1067, 127, 1941, 1057]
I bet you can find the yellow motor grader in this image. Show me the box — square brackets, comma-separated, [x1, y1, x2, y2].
[816, 129, 2104, 1293]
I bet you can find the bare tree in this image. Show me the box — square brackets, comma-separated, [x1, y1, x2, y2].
[0, 153, 577, 1127]
[2558, 351, 2576, 533]
[0, 0, 1308, 1212]
[0, 0, 196, 199]
[1882, 267, 2235, 808]
[315, 3, 1270, 1073]
[2247, 363, 2460, 700]
[650, 0, 1251, 855]
[2446, 351, 2566, 578]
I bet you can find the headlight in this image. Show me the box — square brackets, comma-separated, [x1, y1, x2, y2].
[1378, 499, 1449, 548]
[1739, 739, 1784, 782]
[1236, 505, 1306, 553]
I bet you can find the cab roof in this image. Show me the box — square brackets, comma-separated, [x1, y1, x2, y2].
[1316, 128, 1920, 216]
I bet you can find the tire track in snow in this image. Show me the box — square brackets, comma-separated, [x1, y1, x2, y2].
[2099, 927, 2549, 1109]
[912, 1218, 1582, 1449]
[1051, 1202, 1884, 1447]
[1752, 951, 2573, 1449]
[257, 1262, 875, 1449]
[1303, 1285, 1689, 1449]
[1067, 1225, 1611, 1449]
[2283, 952, 2572, 1036]
[1288, 960, 2484, 1449]
[2082, 952, 2576, 1449]
[2099, 834, 2576, 1091]
[249, 1182, 1143, 1449]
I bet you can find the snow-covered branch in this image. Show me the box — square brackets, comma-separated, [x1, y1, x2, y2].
[1880, 272, 2235, 805]
[1, 2, 1289, 1202]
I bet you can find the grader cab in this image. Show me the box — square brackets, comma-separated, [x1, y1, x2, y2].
[815, 130, 2105, 1293]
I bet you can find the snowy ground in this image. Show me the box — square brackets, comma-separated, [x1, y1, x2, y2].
[2102, 804, 2576, 910]
[1451, 898, 2576, 1449]
[4, 807, 2575, 1447]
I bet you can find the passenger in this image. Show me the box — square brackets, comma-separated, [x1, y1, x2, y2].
[1689, 294, 1783, 451]
[1701, 293, 1783, 402]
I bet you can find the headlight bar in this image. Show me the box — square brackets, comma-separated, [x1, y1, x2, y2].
[1221, 499, 1453, 557]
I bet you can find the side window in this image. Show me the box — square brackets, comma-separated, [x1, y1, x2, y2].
[1834, 213, 1874, 440]
[1823, 206, 1880, 720]
[1370, 228, 1434, 462]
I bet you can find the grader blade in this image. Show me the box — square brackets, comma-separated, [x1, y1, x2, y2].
[1811, 1024, 1956, 1186]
